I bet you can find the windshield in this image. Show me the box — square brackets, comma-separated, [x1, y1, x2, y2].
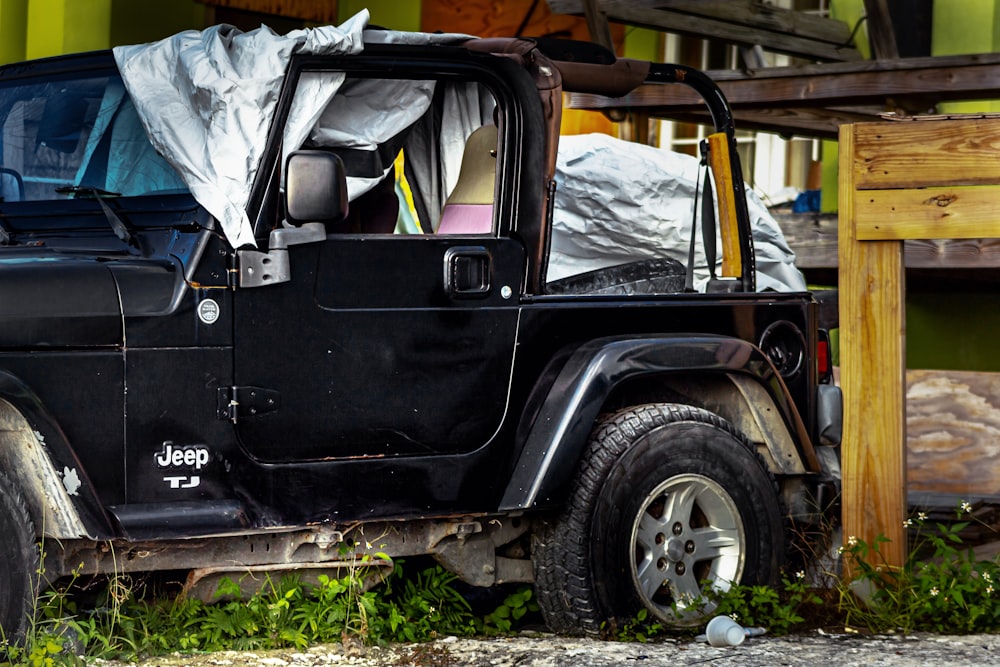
[0, 72, 187, 203]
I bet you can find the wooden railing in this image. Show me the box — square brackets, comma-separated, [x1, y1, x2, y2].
[838, 116, 1000, 569]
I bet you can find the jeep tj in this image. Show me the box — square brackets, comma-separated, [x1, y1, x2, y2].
[0, 13, 841, 641]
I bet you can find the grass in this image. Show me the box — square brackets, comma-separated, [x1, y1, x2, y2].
[4, 500, 999, 663]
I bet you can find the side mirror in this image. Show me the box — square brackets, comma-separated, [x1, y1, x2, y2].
[285, 150, 349, 225]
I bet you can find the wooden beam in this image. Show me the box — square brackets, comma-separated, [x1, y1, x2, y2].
[856, 186, 1000, 241]
[838, 124, 908, 572]
[547, 0, 862, 62]
[567, 53, 1000, 138]
[776, 212, 1000, 270]
[610, 53, 1000, 110]
[598, 104, 884, 140]
[581, 0, 615, 52]
[852, 117, 1000, 189]
[648, 1, 854, 45]
[863, 0, 900, 60]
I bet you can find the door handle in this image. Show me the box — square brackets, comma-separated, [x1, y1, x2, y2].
[444, 246, 491, 297]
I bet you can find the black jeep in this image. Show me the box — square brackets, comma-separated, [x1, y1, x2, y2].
[0, 21, 841, 640]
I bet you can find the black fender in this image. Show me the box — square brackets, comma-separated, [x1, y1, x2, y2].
[0, 370, 112, 539]
[499, 334, 813, 511]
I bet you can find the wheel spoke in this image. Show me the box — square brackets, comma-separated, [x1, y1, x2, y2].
[635, 508, 670, 552]
[667, 567, 702, 603]
[635, 557, 663, 600]
[662, 482, 697, 528]
[692, 525, 741, 559]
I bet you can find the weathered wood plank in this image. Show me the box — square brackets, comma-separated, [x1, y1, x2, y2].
[903, 238, 1000, 269]
[855, 185, 1000, 240]
[852, 119, 1000, 190]
[906, 369, 1000, 498]
[838, 124, 907, 570]
[553, 0, 854, 44]
[568, 53, 1000, 138]
[547, 0, 861, 61]
[567, 96, 881, 140]
[775, 212, 1000, 269]
[650, 0, 853, 44]
[574, 53, 1000, 110]
[862, 0, 899, 60]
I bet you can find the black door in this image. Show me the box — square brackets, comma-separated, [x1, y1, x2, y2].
[232, 233, 523, 462]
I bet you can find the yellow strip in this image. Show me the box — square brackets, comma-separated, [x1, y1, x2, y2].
[707, 133, 741, 278]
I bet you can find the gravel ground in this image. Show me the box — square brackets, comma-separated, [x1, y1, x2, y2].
[91, 630, 1000, 667]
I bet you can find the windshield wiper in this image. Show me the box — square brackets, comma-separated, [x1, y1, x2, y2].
[55, 185, 122, 198]
[54, 185, 139, 253]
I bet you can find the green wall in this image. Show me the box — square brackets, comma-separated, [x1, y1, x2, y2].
[0, 0, 26, 64]
[26, 0, 110, 59]
[3, 0, 202, 64]
[932, 0, 1000, 113]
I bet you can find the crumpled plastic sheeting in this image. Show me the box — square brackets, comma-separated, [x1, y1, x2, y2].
[549, 133, 807, 292]
[113, 15, 367, 248]
[113, 10, 472, 249]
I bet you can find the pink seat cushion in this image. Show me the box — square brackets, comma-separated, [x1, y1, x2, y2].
[437, 204, 493, 234]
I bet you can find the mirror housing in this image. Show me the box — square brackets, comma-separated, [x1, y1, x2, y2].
[285, 150, 349, 225]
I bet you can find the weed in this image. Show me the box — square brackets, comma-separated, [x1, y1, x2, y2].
[714, 572, 825, 635]
[837, 503, 1000, 634]
[9, 501, 999, 662]
[481, 587, 539, 635]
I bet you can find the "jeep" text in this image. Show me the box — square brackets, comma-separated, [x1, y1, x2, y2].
[154, 442, 210, 470]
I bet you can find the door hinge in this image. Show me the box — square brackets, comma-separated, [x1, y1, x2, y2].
[217, 386, 281, 422]
[226, 253, 240, 289]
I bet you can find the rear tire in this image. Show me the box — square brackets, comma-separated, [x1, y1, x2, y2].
[0, 471, 38, 645]
[533, 404, 784, 635]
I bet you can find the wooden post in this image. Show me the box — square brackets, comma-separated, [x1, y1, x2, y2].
[838, 125, 906, 569]
[839, 116, 1000, 571]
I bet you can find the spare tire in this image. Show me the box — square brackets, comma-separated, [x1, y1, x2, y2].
[545, 258, 686, 296]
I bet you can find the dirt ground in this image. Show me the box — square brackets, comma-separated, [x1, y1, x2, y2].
[90, 630, 1000, 667]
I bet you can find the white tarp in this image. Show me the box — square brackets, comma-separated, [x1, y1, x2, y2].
[112, 10, 470, 248]
[112, 16, 803, 292]
[550, 133, 807, 292]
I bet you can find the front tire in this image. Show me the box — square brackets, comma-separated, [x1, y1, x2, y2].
[533, 404, 784, 635]
[0, 471, 38, 645]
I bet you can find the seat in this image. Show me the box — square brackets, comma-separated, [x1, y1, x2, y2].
[437, 124, 497, 234]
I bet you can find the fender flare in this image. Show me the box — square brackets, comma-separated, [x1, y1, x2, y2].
[499, 334, 813, 511]
[0, 370, 111, 539]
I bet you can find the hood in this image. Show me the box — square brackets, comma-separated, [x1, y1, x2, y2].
[0, 253, 122, 348]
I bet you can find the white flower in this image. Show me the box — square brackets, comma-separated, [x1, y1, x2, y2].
[796, 570, 806, 580]
[984, 571, 993, 583]
[987, 585, 994, 596]
[930, 587, 939, 597]
[917, 512, 927, 521]
[903, 518, 913, 528]
[961, 501, 973, 514]
[847, 535, 858, 548]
